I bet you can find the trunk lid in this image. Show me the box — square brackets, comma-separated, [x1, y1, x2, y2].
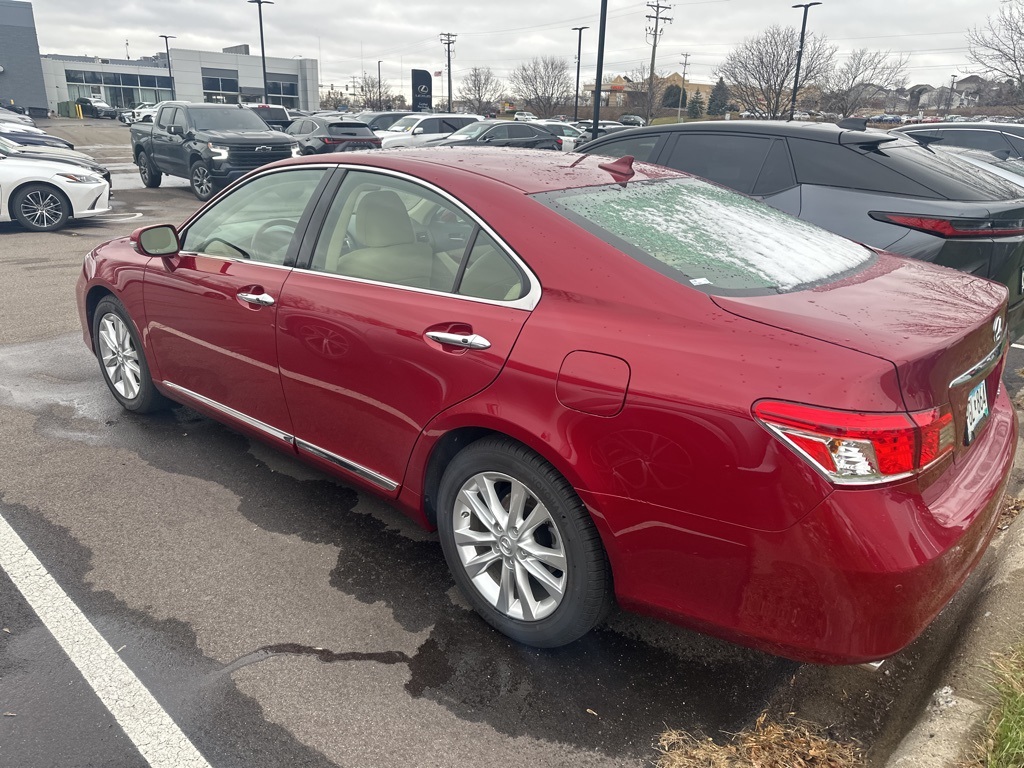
[713, 254, 1008, 459]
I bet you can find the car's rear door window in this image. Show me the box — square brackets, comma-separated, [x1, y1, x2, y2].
[752, 140, 797, 196]
[938, 129, 1014, 154]
[535, 177, 872, 294]
[662, 133, 772, 194]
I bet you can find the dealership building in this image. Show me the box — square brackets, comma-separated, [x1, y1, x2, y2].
[0, 0, 319, 113]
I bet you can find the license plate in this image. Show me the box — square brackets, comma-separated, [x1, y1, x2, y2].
[965, 381, 990, 445]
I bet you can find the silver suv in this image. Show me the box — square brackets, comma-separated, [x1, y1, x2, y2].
[376, 114, 481, 148]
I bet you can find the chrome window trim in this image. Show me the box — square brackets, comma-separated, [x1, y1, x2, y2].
[294, 438, 399, 491]
[949, 337, 1007, 389]
[162, 382, 295, 444]
[307, 164, 543, 311]
[174, 253, 296, 271]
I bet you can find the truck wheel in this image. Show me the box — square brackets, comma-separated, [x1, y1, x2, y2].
[189, 161, 217, 202]
[137, 151, 162, 188]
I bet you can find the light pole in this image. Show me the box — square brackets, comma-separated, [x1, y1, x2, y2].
[572, 26, 588, 121]
[158, 34, 176, 100]
[590, 0, 609, 140]
[377, 60, 383, 110]
[789, 2, 821, 121]
[248, 0, 274, 104]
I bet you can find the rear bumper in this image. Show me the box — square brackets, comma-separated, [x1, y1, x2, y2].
[583, 386, 1017, 664]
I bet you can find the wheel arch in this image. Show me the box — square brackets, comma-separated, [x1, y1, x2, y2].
[82, 284, 117, 349]
[8, 181, 74, 221]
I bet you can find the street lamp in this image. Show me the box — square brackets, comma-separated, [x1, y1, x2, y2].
[158, 34, 176, 100]
[590, 0, 609, 140]
[789, 2, 821, 121]
[572, 26, 588, 121]
[247, 0, 274, 104]
[377, 60, 383, 110]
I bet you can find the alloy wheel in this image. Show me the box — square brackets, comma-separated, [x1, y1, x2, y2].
[97, 313, 142, 400]
[19, 189, 64, 229]
[451, 471, 567, 621]
[192, 166, 213, 198]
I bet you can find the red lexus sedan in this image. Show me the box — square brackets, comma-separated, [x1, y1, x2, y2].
[76, 147, 1015, 664]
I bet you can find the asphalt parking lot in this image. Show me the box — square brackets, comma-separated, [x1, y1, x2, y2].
[1, 118, 1023, 767]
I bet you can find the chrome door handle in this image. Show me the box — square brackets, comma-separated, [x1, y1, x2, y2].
[238, 291, 275, 307]
[426, 331, 491, 350]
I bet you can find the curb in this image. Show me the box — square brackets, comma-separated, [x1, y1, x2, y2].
[885, 436, 1024, 767]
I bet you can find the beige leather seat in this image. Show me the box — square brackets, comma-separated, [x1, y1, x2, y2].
[336, 190, 454, 291]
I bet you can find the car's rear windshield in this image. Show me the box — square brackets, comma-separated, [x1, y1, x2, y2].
[327, 123, 374, 136]
[534, 177, 873, 294]
[867, 140, 1024, 201]
[192, 108, 272, 131]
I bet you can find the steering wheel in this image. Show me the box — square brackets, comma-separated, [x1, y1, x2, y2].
[252, 218, 297, 263]
[253, 218, 297, 242]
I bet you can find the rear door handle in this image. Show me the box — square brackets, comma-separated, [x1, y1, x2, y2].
[426, 331, 491, 350]
[238, 291, 275, 307]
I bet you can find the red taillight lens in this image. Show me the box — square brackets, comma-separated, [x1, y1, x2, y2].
[754, 400, 955, 485]
[870, 212, 1024, 238]
[322, 137, 344, 145]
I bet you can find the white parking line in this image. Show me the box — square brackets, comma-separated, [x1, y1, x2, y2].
[0, 512, 211, 768]
[1013, 343, 1024, 351]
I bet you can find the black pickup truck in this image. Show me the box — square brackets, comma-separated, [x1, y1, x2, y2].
[130, 102, 297, 201]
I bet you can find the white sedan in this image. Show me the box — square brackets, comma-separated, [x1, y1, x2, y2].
[1, 154, 111, 232]
[536, 121, 586, 151]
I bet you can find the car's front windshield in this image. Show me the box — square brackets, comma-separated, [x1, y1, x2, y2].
[386, 117, 418, 132]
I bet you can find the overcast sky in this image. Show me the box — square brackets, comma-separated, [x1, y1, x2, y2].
[29, 0, 1004, 96]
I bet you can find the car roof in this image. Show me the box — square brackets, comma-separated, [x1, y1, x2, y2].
[896, 121, 1019, 131]
[273, 146, 682, 194]
[584, 119, 911, 146]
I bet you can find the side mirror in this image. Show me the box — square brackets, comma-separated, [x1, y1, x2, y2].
[167, 124, 184, 137]
[412, 127, 425, 135]
[131, 224, 180, 257]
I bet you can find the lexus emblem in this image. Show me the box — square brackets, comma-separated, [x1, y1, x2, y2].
[993, 315, 1004, 344]
[417, 84, 430, 95]
[255, 145, 272, 152]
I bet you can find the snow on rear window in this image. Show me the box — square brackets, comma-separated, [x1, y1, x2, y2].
[543, 177, 872, 292]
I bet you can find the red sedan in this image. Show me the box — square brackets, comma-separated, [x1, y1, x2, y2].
[76, 147, 1015, 664]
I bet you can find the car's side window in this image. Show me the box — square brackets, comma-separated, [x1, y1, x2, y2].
[663, 134, 772, 194]
[455, 231, 527, 301]
[788, 138, 934, 196]
[508, 124, 534, 139]
[419, 118, 441, 134]
[487, 124, 510, 140]
[180, 169, 327, 265]
[941, 129, 1013, 154]
[752, 139, 797, 196]
[155, 107, 175, 129]
[587, 134, 664, 163]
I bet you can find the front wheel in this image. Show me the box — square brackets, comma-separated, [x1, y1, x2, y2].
[137, 151, 162, 188]
[92, 296, 170, 413]
[437, 437, 613, 647]
[11, 184, 70, 232]
[189, 161, 217, 202]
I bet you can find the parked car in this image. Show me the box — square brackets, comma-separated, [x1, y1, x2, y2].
[76, 147, 1014, 664]
[618, 114, 646, 127]
[352, 111, 418, 132]
[0, 122, 74, 149]
[75, 97, 119, 119]
[536, 120, 586, 151]
[894, 121, 1024, 159]
[119, 102, 155, 124]
[1, 152, 110, 231]
[932, 146, 1024, 190]
[285, 116, 382, 154]
[128, 102, 164, 124]
[429, 119, 561, 150]
[514, 111, 539, 121]
[578, 120, 1024, 340]
[376, 113, 481, 148]
[131, 102, 298, 201]
[0, 107, 36, 127]
[247, 103, 294, 130]
[572, 120, 628, 142]
[0, 135, 111, 187]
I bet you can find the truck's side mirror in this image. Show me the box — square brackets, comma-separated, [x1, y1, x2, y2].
[167, 125, 184, 137]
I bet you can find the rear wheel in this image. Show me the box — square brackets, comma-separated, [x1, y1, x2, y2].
[189, 161, 217, 202]
[437, 437, 613, 647]
[92, 296, 170, 413]
[11, 184, 70, 232]
[137, 151, 162, 188]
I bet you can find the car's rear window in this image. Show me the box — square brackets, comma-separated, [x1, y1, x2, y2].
[535, 177, 872, 294]
[867, 142, 1024, 201]
[327, 123, 374, 137]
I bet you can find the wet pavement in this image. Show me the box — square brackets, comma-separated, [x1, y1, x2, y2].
[0, 118, 1021, 767]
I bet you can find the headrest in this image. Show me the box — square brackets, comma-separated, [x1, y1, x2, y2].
[352, 190, 415, 248]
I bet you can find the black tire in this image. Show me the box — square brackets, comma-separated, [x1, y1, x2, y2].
[137, 151, 162, 188]
[11, 183, 70, 232]
[437, 436, 613, 647]
[189, 160, 217, 202]
[91, 296, 171, 413]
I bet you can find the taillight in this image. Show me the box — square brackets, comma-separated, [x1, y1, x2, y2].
[754, 400, 955, 485]
[555, 137, 563, 148]
[869, 212, 1024, 238]
[322, 137, 344, 145]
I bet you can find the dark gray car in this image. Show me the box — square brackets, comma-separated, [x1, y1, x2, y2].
[893, 122, 1024, 158]
[578, 120, 1024, 339]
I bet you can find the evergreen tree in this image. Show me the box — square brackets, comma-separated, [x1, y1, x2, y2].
[687, 89, 705, 118]
[707, 77, 731, 116]
[662, 83, 686, 109]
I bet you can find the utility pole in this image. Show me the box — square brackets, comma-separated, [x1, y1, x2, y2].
[440, 33, 457, 112]
[377, 60, 383, 110]
[572, 26, 589, 121]
[676, 52, 689, 123]
[645, 2, 672, 122]
[946, 74, 958, 115]
[590, 0, 609, 139]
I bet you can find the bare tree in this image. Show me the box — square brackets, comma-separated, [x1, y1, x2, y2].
[456, 67, 504, 115]
[358, 73, 394, 110]
[967, 1, 1024, 87]
[509, 56, 574, 117]
[627, 63, 668, 122]
[716, 25, 835, 119]
[819, 49, 909, 117]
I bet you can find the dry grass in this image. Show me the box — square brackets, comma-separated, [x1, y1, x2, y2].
[962, 648, 1024, 768]
[656, 713, 865, 768]
[998, 496, 1024, 531]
